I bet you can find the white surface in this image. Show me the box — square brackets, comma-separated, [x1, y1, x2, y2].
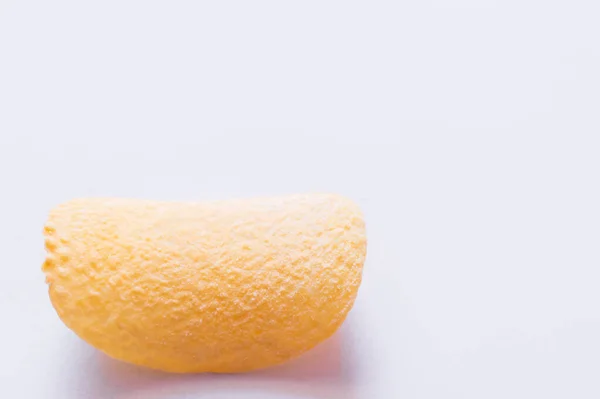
[1, 0, 599, 398]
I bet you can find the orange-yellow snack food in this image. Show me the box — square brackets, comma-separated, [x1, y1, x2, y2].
[42, 194, 366, 373]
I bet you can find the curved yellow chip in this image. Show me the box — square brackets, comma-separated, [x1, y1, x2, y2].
[42, 194, 366, 373]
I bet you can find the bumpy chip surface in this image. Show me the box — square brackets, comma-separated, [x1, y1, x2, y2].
[43, 194, 366, 373]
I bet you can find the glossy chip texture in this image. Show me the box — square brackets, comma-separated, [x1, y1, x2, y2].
[43, 194, 366, 373]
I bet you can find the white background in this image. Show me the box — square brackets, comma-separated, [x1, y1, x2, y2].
[1, 0, 599, 398]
